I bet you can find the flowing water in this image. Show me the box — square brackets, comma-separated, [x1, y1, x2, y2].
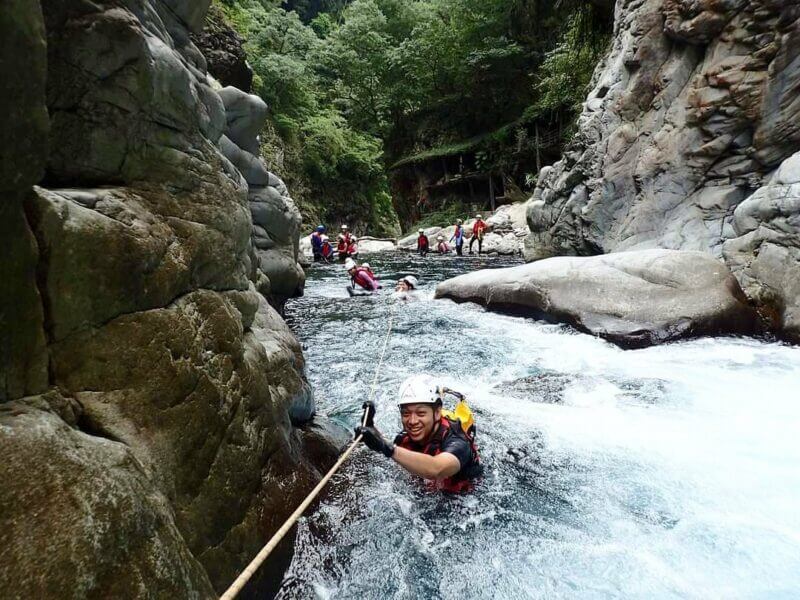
[280, 252, 800, 599]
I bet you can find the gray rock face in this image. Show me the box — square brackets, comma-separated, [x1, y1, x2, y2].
[1, 1, 326, 597]
[523, 0, 800, 341]
[217, 87, 305, 303]
[525, 0, 800, 259]
[723, 151, 800, 342]
[435, 249, 761, 348]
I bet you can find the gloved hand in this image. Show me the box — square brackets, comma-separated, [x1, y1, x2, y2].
[361, 401, 376, 427]
[355, 426, 395, 458]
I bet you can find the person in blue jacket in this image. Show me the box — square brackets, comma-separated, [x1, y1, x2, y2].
[311, 225, 325, 262]
[449, 219, 465, 256]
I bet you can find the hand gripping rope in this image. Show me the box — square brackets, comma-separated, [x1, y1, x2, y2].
[219, 299, 398, 600]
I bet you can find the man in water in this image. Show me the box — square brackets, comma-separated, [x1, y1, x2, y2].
[355, 375, 480, 492]
[416, 229, 430, 257]
[450, 219, 465, 256]
[469, 214, 487, 255]
[435, 235, 450, 254]
[345, 257, 380, 294]
[310, 225, 325, 262]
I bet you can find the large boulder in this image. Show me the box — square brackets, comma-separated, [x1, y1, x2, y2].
[435, 249, 761, 348]
[0, 1, 331, 597]
[0, 397, 216, 599]
[0, 0, 50, 401]
[525, 0, 800, 260]
[217, 88, 305, 304]
[723, 151, 800, 342]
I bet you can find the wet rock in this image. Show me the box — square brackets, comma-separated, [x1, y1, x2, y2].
[0, 398, 216, 598]
[0, 1, 334, 596]
[217, 88, 305, 304]
[436, 249, 762, 348]
[723, 151, 800, 343]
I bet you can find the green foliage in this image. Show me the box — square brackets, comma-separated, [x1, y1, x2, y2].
[530, 11, 610, 119]
[214, 0, 611, 233]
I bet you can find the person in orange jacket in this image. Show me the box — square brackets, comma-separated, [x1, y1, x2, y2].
[469, 214, 487, 255]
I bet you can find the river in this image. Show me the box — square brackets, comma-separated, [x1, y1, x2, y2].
[280, 252, 800, 599]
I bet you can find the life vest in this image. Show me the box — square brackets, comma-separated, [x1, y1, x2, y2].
[321, 241, 334, 258]
[453, 226, 463, 244]
[347, 241, 358, 255]
[352, 267, 378, 291]
[418, 235, 429, 249]
[394, 416, 480, 493]
[473, 220, 487, 239]
[337, 233, 352, 253]
[437, 242, 449, 253]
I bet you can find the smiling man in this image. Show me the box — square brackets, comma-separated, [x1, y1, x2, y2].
[355, 376, 480, 492]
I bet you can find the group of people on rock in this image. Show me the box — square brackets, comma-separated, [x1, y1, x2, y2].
[416, 213, 487, 257]
[310, 224, 359, 262]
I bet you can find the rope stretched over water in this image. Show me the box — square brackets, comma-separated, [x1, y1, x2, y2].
[219, 298, 397, 600]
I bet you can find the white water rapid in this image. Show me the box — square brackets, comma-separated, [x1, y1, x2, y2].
[281, 253, 800, 599]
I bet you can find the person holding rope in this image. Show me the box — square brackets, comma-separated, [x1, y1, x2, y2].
[355, 375, 480, 493]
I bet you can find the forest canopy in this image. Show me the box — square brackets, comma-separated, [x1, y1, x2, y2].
[215, 0, 611, 234]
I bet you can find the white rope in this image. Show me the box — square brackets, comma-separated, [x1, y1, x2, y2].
[219, 296, 398, 600]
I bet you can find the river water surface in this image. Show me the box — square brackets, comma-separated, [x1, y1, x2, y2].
[280, 252, 800, 599]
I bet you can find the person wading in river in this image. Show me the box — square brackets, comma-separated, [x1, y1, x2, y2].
[355, 376, 480, 492]
[450, 219, 465, 256]
[416, 229, 430, 257]
[337, 225, 354, 259]
[469, 214, 487, 255]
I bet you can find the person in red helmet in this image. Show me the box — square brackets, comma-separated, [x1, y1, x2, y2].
[355, 375, 480, 492]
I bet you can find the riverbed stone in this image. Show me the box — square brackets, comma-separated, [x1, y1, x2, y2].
[435, 249, 761, 348]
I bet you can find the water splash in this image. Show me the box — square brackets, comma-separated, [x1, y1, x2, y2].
[281, 253, 800, 599]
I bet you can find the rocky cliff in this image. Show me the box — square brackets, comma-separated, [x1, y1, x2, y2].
[1, 1, 339, 597]
[525, 0, 800, 341]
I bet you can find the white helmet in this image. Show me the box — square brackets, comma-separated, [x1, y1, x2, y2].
[341, 224, 348, 230]
[401, 275, 418, 289]
[344, 258, 357, 270]
[418, 228, 424, 233]
[362, 262, 371, 269]
[398, 375, 443, 407]
[437, 235, 444, 241]
[476, 214, 482, 219]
